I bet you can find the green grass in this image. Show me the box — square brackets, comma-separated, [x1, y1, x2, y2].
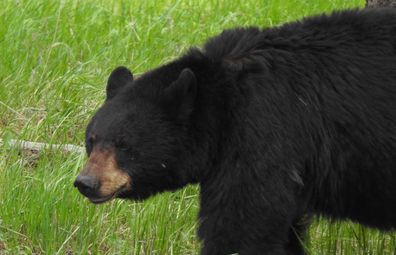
[1, 0, 395, 254]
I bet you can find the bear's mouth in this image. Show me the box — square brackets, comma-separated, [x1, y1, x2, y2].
[87, 185, 127, 204]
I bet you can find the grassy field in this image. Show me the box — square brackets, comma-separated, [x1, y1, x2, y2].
[1, 0, 395, 254]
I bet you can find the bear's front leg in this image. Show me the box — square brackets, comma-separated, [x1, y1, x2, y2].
[198, 175, 302, 255]
[201, 241, 286, 255]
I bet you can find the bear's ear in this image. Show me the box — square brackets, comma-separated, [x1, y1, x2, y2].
[106, 66, 133, 100]
[164, 68, 197, 119]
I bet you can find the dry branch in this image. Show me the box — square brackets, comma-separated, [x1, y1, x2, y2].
[366, 0, 396, 7]
[0, 139, 84, 154]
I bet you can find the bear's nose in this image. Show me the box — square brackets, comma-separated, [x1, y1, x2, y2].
[74, 175, 98, 197]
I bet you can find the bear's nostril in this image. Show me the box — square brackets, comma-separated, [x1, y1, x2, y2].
[74, 175, 98, 196]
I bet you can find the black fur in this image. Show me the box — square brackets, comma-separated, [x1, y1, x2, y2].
[84, 9, 396, 255]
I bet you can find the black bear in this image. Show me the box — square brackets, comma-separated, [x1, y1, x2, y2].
[74, 8, 396, 255]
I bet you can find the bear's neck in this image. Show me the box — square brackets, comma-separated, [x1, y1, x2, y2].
[176, 54, 235, 184]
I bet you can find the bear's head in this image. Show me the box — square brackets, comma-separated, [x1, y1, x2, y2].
[74, 65, 197, 203]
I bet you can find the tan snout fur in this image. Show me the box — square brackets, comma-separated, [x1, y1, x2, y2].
[81, 149, 131, 196]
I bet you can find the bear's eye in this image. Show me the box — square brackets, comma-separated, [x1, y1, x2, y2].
[115, 137, 129, 151]
[89, 135, 97, 146]
[86, 135, 96, 155]
[88, 135, 96, 144]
